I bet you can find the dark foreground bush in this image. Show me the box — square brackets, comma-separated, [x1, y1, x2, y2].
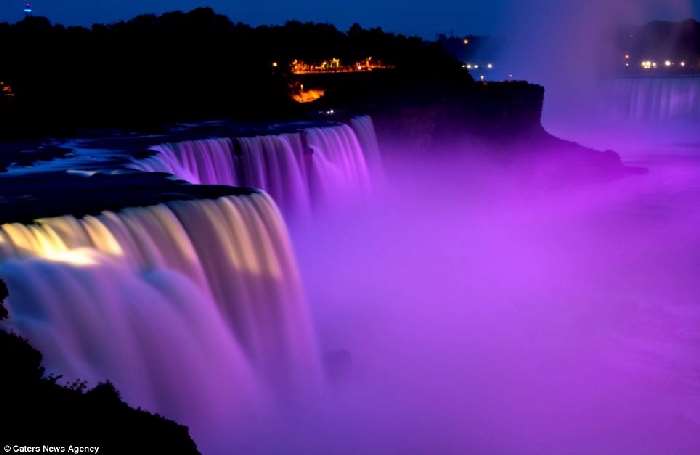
[0, 283, 200, 454]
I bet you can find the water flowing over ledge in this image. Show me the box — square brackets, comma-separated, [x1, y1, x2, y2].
[603, 77, 700, 122]
[0, 192, 322, 448]
[129, 116, 380, 216]
[0, 114, 383, 452]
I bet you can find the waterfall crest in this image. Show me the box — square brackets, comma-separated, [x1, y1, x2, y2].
[605, 77, 700, 122]
[132, 138, 236, 185]
[235, 133, 312, 217]
[130, 117, 379, 215]
[0, 115, 382, 451]
[303, 124, 371, 206]
[0, 193, 321, 440]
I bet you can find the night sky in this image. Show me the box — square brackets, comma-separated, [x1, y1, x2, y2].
[1, 0, 699, 38]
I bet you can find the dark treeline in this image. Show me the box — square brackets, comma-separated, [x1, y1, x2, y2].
[0, 7, 464, 138]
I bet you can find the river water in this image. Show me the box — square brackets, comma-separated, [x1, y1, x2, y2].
[274, 145, 700, 454]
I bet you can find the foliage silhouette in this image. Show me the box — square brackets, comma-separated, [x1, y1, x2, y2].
[0, 8, 462, 138]
[0, 281, 200, 454]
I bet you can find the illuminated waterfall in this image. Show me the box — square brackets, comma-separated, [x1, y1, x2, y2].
[235, 133, 311, 216]
[0, 193, 321, 444]
[303, 123, 371, 206]
[131, 138, 237, 185]
[349, 115, 383, 173]
[130, 118, 377, 215]
[606, 77, 700, 121]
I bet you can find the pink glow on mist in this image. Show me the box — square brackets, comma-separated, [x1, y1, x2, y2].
[258, 144, 700, 455]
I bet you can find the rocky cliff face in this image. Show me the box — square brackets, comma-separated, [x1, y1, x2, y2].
[307, 70, 633, 183]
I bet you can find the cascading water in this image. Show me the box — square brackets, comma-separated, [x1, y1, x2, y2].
[137, 138, 238, 185]
[303, 123, 372, 207]
[129, 117, 377, 216]
[0, 114, 381, 452]
[0, 192, 321, 452]
[604, 77, 700, 122]
[235, 133, 311, 217]
[349, 115, 383, 174]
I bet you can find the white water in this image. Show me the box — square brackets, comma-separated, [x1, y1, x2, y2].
[549, 77, 700, 151]
[0, 193, 321, 453]
[350, 116, 383, 176]
[130, 118, 376, 216]
[605, 77, 700, 122]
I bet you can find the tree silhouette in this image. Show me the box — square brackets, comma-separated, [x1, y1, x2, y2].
[0, 8, 464, 139]
[0, 280, 200, 454]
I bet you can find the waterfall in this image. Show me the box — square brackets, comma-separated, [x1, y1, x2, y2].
[131, 138, 237, 185]
[129, 118, 378, 215]
[0, 115, 381, 451]
[235, 133, 312, 217]
[0, 192, 321, 449]
[605, 77, 700, 122]
[303, 123, 371, 207]
[349, 115, 383, 173]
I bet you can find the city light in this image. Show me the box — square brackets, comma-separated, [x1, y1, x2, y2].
[291, 57, 393, 74]
[292, 87, 325, 103]
[0, 81, 15, 97]
[464, 62, 496, 74]
[463, 38, 469, 45]
[635, 58, 693, 71]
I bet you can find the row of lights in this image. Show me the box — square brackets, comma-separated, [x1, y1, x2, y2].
[464, 63, 494, 70]
[462, 62, 495, 82]
[626, 54, 690, 70]
[280, 57, 390, 74]
[639, 59, 687, 69]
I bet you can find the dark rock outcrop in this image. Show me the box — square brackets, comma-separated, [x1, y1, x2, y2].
[0, 171, 256, 225]
[0, 282, 199, 454]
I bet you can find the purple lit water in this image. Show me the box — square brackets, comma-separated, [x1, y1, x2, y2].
[130, 118, 374, 217]
[273, 147, 700, 455]
[0, 193, 322, 454]
[3, 112, 700, 453]
[605, 77, 700, 122]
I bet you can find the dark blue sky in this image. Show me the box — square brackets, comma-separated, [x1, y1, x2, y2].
[2, 0, 699, 38]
